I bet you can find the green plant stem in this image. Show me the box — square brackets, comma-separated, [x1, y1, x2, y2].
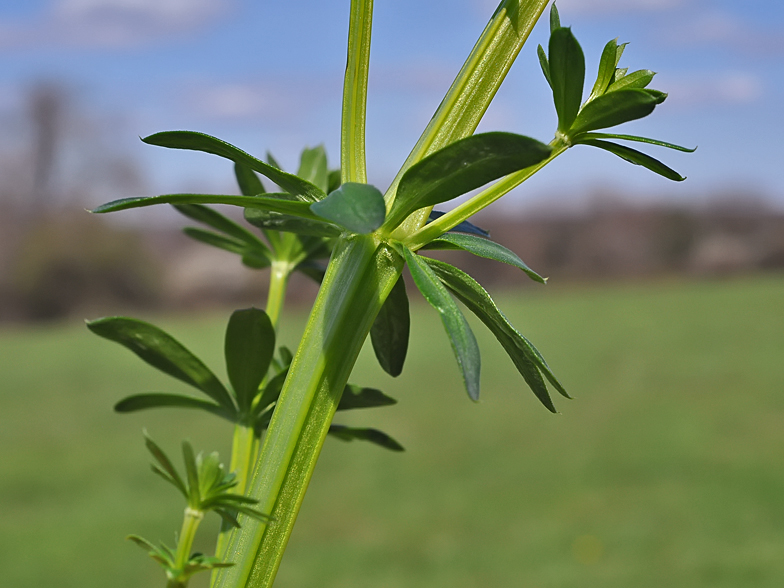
[384, 0, 550, 226]
[229, 424, 258, 496]
[403, 141, 567, 250]
[212, 234, 403, 588]
[169, 507, 204, 588]
[265, 260, 291, 329]
[341, 0, 373, 184]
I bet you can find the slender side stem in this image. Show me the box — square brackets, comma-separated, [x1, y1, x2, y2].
[212, 235, 403, 588]
[383, 0, 550, 220]
[168, 507, 204, 587]
[229, 424, 258, 496]
[341, 0, 374, 184]
[403, 142, 567, 250]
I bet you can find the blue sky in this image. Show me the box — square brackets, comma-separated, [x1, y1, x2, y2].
[1, 0, 782, 213]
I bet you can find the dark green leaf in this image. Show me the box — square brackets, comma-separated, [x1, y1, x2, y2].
[328, 425, 404, 452]
[215, 509, 241, 529]
[574, 132, 696, 152]
[606, 69, 655, 93]
[92, 193, 325, 223]
[388, 133, 552, 229]
[225, 308, 275, 412]
[234, 162, 266, 196]
[295, 260, 328, 283]
[578, 139, 686, 181]
[424, 259, 569, 412]
[337, 385, 397, 410]
[252, 370, 288, 419]
[144, 434, 187, 498]
[570, 89, 666, 135]
[297, 146, 328, 193]
[549, 27, 585, 133]
[173, 203, 268, 250]
[310, 182, 386, 234]
[182, 228, 270, 269]
[327, 169, 342, 193]
[537, 44, 552, 89]
[428, 210, 489, 237]
[590, 38, 618, 99]
[242, 252, 273, 269]
[115, 393, 237, 421]
[370, 275, 410, 377]
[549, 2, 560, 33]
[402, 247, 481, 401]
[266, 152, 283, 171]
[422, 232, 546, 284]
[182, 441, 200, 506]
[142, 131, 324, 201]
[87, 317, 234, 410]
[244, 208, 341, 238]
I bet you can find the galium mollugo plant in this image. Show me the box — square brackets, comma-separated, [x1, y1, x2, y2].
[88, 3, 692, 588]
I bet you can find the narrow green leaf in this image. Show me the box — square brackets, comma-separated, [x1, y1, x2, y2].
[244, 208, 341, 238]
[589, 38, 618, 99]
[297, 146, 329, 193]
[549, 27, 585, 133]
[537, 44, 552, 89]
[144, 434, 187, 498]
[578, 139, 686, 181]
[370, 275, 410, 377]
[115, 393, 237, 421]
[606, 69, 655, 93]
[182, 228, 270, 269]
[612, 67, 628, 84]
[569, 89, 666, 135]
[87, 317, 234, 410]
[337, 385, 397, 410]
[173, 203, 268, 251]
[614, 43, 628, 67]
[424, 258, 569, 412]
[422, 232, 546, 284]
[574, 132, 696, 152]
[387, 132, 551, 229]
[402, 247, 481, 401]
[142, 131, 325, 201]
[182, 441, 200, 507]
[252, 370, 288, 419]
[310, 182, 386, 234]
[234, 162, 266, 196]
[225, 308, 275, 412]
[549, 2, 560, 33]
[266, 152, 282, 171]
[328, 425, 404, 452]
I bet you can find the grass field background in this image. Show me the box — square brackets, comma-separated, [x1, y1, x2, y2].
[2, 275, 783, 587]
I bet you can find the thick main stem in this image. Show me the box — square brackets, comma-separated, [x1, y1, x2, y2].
[212, 235, 402, 588]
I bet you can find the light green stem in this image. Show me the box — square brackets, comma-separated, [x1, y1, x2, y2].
[265, 260, 291, 329]
[229, 424, 258, 496]
[403, 141, 567, 250]
[384, 0, 550, 223]
[168, 507, 204, 588]
[341, 0, 374, 184]
[212, 235, 402, 588]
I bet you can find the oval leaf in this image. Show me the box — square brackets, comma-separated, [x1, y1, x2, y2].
[310, 182, 386, 234]
[388, 133, 552, 229]
[570, 89, 665, 135]
[549, 27, 585, 133]
[142, 131, 325, 201]
[225, 308, 275, 412]
[86, 317, 234, 410]
[402, 247, 481, 401]
[422, 232, 546, 284]
[370, 275, 410, 377]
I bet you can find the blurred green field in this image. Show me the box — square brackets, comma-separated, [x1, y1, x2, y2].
[2, 275, 783, 588]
